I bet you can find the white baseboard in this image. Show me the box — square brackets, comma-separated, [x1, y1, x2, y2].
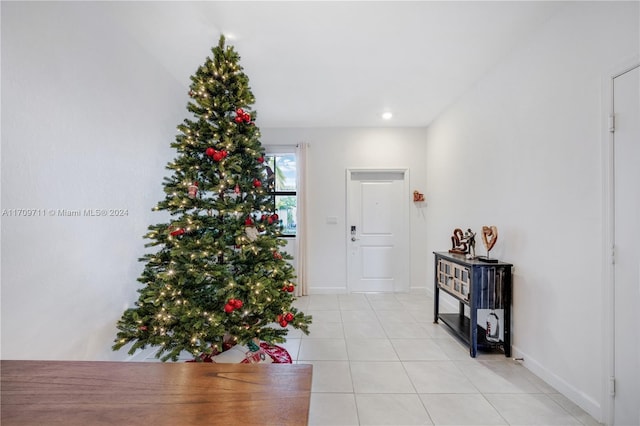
[308, 286, 430, 295]
[307, 287, 348, 295]
[512, 345, 602, 422]
[126, 346, 158, 362]
[434, 291, 460, 313]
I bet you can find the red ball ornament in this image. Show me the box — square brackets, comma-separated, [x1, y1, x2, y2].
[257, 156, 265, 164]
[235, 108, 250, 124]
[279, 320, 289, 328]
[276, 314, 282, 322]
[273, 251, 283, 260]
[235, 184, 241, 194]
[281, 284, 294, 292]
[231, 299, 243, 309]
[244, 217, 254, 226]
[205, 147, 215, 157]
[139, 325, 148, 331]
[221, 150, 228, 158]
[284, 312, 294, 322]
[224, 304, 234, 313]
[212, 151, 224, 162]
[253, 179, 262, 188]
[271, 213, 279, 221]
[170, 227, 185, 237]
[261, 214, 268, 222]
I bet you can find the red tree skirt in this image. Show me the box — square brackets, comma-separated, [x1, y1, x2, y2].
[241, 342, 292, 364]
[188, 342, 292, 364]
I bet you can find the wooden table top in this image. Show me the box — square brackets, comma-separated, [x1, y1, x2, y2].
[1, 360, 312, 426]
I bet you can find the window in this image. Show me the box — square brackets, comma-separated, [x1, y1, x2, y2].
[264, 153, 296, 237]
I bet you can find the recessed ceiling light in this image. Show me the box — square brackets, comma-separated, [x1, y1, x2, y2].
[382, 112, 393, 120]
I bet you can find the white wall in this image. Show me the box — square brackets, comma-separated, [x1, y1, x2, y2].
[262, 128, 428, 294]
[1, 2, 183, 360]
[425, 2, 638, 421]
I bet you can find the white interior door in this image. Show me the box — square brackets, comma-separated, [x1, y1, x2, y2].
[612, 65, 640, 426]
[347, 170, 409, 293]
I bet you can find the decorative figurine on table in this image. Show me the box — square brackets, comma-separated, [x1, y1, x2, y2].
[464, 228, 476, 259]
[449, 228, 467, 254]
[449, 228, 474, 256]
[477, 225, 499, 263]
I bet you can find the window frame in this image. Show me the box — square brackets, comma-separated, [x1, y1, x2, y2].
[264, 149, 297, 238]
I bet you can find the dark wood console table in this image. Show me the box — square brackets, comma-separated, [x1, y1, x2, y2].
[433, 251, 512, 357]
[1, 360, 312, 425]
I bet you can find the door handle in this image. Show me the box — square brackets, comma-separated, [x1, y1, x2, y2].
[351, 236, 359, 242]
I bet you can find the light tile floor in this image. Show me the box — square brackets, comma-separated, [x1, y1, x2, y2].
[284, 292, 602, 426]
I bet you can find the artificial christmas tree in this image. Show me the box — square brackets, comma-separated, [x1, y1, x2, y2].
[113, 36, 311, 362]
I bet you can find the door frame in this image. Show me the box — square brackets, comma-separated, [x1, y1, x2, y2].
[602, 59, 639, 426]
[345, 168, 411, 293]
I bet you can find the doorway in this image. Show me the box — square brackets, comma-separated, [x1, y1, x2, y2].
[346, 169, 410, 293]
[610, 64, 639, 426]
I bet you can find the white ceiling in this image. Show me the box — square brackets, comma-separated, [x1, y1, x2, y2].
[104, 1, 564, 128]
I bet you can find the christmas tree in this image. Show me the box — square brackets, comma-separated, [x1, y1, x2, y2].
[113, 36, 311, 362]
